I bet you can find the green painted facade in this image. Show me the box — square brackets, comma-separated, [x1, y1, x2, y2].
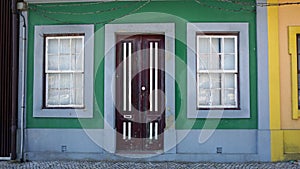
[26, 1, 257, 129]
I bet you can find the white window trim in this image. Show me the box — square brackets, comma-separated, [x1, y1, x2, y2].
[33, 24, 94, 118]
[45, 35, 85, 108]
[196, 35, 238, 109]
[187, 23, 250, 118]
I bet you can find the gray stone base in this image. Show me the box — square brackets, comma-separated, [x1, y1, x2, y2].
[24, 129, 271, 162]
[25, 151, 266, 162]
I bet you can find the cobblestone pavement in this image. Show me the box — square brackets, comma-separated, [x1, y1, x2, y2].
[1, 161, 300, 169]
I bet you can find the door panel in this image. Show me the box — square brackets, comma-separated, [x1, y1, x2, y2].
[0, 0, 17, 159]
[115, 35, 165, 152]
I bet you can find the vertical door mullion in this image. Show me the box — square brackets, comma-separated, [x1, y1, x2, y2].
[128, 42, 132, 111]
[149, 42, 153, 112]
[149, 122, 153, 140]
[123, 122, 126, 140]
[154, 42, 158, 112]
[128, 122, 132, 140]
[154, 122, 158, 140]
[123, 43, 127, 111]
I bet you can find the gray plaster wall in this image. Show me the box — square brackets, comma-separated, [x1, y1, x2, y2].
[25, 129, 103, 153]
[176, 130, 256, 154]
[256, 0, 271, 161]
[25, 129, 269, 162]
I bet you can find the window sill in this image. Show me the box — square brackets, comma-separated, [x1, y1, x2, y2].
[33, 108, 92, 118]
[187, 108, 250, 119]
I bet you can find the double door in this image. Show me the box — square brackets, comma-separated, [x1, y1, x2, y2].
[115, 35, 165, 152]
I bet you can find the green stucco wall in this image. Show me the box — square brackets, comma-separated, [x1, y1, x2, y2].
[26, 0, 257, 129]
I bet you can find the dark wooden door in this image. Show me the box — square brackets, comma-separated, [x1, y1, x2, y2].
[0, 0, 18, 159]
[115, 35, 165, 153]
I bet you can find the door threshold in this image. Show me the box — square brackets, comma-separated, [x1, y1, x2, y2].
[0, 156, 11, 160]
[116, 150, 163, 155]
[115, 151, 164, 158]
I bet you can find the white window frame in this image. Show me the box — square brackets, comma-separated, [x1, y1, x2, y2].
[45, 35, 85, 108]
[33, 25, 94, 118]
[187, 23, 250, 118]
[197, 34, 238, 109]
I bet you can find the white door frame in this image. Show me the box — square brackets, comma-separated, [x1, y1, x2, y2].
[104, 23, 176, 154]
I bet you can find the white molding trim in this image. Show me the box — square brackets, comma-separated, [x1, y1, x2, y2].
[33, 24, 94, 118]
[187, 22, 250, 118]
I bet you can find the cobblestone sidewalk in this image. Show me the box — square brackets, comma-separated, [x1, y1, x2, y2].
[1, 161, 300, 169]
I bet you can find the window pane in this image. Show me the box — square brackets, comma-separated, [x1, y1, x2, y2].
[211, 89, 221, 105]
[198, 89, 210, 106]
[224, 74, 236, 89]
[224, 89, 236, 106]
[71, 54, 76, 70]
[298, 89, 300, 108]
[71, 54, 83, 71]
[298, 36, 300, 108]
[75, 54, 83, 71]
[298, 74, 300, 106]
[69, 73, 74, 88]
[198, 54, 209, 70]
[298, 35, 300, 54]
[59, 74, 71, 89]
[298, 74, 300, 88]
[47, 55, 59, 71]
[224, 54, 235, 70]
[46, 74, 84, 106]
[75, 88, 83, 105]
[298, 54, 300, 71]
[208, 54, 221, 70]
[60, 89, 70, 105]
[75, 73, 83, 88]
[198, 73, 221, 89]
[210, 74, 221, 89]
[198, 37, 210, 54]
[224, 38, 235, 53]
[211, 38, 221, 53]
[198, 74, 209, 89]
[48, 74, 59, 89]
[60, 39, 71, 54]
[71, 38, 83, 54]
[70, 88, 76, 105]
[47, 89, 59, 105]
[198, 74, 222, 107]
[59, 54, 71, 70]
[48, 39, 58, 54]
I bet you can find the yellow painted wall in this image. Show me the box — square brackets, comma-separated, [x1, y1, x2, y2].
[268, 0, 283, 161]
[278, 0, 300, 129]
[268, 0, 281, 131]
[269, 0, 300, 161]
